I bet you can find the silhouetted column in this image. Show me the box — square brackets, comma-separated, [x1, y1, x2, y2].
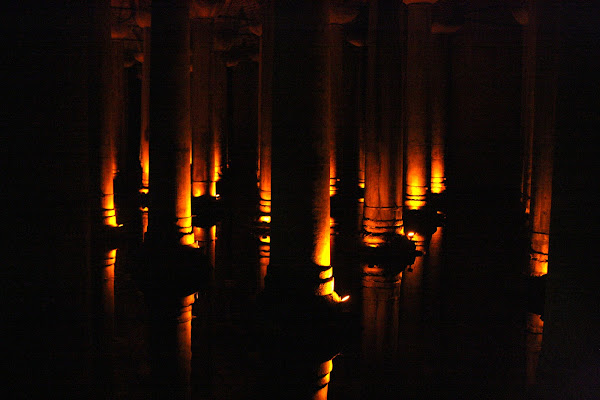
[517, 0, 558, 387]
[403, 0, 436, 211]
[148, 0, 193, 247]
[89, 0, 119, 395]
[538, 3, 600, 397]
[144, 2, 198, 399]
[268, 1, 334, 297]
[517, 5, 534, 215]
[362, 0, 402, 245]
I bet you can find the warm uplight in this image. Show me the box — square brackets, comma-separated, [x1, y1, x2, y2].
[430, 176, 445, 194]
[341, 295, 350, 302]
[363, 235, 385, 247]
[407, 231, 415, 239]
[139, 187, 149, 194]
[259, 235, 271, 244]
[358, 182, 365, 189]
[259, 215, 271, 224]
[314, 239, 331, 267]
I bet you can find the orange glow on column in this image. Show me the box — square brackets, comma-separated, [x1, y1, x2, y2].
[404, 2, 433, 211]
[430, 162, 445, 194]
[259, 215, 271, 224]
[314, 235, 331, 269]
[258, 234, 270, 292]
[526, 312, 544, 385]
[405, 172, 428, 210]
[140, 27, 150, 190]
[530, 232, 549, 276]
[430, 33, 448, 195]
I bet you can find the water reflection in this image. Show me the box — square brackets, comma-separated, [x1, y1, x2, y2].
[104, 188, 541, 400]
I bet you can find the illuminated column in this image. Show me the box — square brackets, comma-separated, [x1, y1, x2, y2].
[190, 2, 226, 200]
[403, 0, 436, 211]
[429, 26, 452, 195]
[325, 3, 357, 198]
[257, 1, 274, 223]
[191, 18, 215, 198]
[211, 44, 227, 192]
[362, 0, 402, 245]
[147, 0, 193, 247]
[268, 0, 335, 298]
[136, 7, 151, 238]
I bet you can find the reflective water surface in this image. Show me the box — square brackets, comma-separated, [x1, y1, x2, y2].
[110, 185, 531, 400]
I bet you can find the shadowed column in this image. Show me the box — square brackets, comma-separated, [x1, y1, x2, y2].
[516, 0, 559, 387]
[144, 2, 201, 398]
[267, 0, 334, 298]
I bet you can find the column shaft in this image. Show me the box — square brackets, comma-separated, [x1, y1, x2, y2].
[259, 2, 274, 218]
[362, 0, 402, 244]
[191, 18, 215, 197]
[269, 0, 333, 296]
[140, 27, 151, 190]
[148, 0, 193, 246]
[429, 33, 448, 194]
[404, 3, 432, 210]
[326, 23, 344, 197]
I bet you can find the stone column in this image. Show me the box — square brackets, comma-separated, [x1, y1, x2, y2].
[257, 1, 274, 223]
[211, 44, 227, 192]
[136, 7, 151, 239]
[143, 2, 202, 399]
[267, 0, 335, 298]
[148, 0, 193, 247]
[516, 0, 558, 387]
[191, 17, 216, 198]
[89, 0, 119, 394]
[325, 2, 357, 198]
[429, 27, 450, 195]
[403, 0, 436, 211]
[362, 0, 402, 246]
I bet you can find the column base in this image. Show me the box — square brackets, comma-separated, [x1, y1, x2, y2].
[191, 194, 224, 228]
[359, 234, 420, 270]
[403, 207, 443, 237]
[135, 239, 210, 299]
